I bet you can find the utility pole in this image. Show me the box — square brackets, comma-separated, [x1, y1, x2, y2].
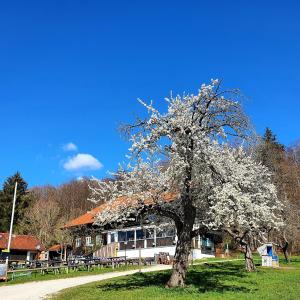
[4, 181, 18, 281]
[124, 241, 127, 266]
[138, 246, 141, 273]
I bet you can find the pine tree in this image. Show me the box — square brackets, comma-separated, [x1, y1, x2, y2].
[256, 127, 284, 171]
[264, 127, 277, 143]
[0, 172, 32, 232]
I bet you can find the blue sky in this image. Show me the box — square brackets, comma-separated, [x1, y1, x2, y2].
[0, 1, 300, 186]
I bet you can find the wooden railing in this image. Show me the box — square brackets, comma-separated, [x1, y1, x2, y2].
[156, 237, 174, 247]
[93, 242, 118, 258]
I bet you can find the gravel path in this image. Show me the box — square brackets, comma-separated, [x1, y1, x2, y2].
[0, 264, 172, 300]
[0, 259, 240, 300]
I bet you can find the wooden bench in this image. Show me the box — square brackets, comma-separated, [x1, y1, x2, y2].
[7, 266, 69, 280]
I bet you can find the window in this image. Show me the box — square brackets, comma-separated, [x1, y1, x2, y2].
[156, 228, 166, 238]
[110, 232, 118, 243]
[156, 226, 176, 238]
[165, 227, 175, 237]
[136, 229, 144, 240]
[118, 231, 127, 242]
[75, 238, 81, 248]
[201, 238, 212, 247]
[127, 231, 135, 241]
[146, 228, 155, 239]
[86, 236, 92, 246]
[96, 235, 102, 246]
[206, 238, 212, 247]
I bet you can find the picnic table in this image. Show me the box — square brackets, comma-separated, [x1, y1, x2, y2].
[4, 256, 156, 281]
[8, 265, 69, 280]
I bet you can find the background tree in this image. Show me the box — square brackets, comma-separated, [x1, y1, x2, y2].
[275, 145, 300, 258]
[0, 172, 32, 232]
[255, 128, 300, 260]
[19, 179, 95, 247]
[255, 127, 284, 173]
[20, 186, 60, 246]
[57, 179, 94, 222]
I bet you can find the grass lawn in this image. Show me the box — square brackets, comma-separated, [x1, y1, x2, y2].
[0, 265, 143, 285]
[0, 257, 236, 286]
[51, 257, 300, 300]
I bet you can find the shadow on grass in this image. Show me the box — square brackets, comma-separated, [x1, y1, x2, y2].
[97, 262, 256, 294]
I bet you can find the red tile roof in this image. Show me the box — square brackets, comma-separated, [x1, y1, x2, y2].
[64, 193, 176, 228]
[48, 244, 62, 251]
[0, 233, 45, 251]
[63, 205, 104, 228]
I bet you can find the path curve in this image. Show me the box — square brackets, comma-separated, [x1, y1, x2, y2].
[0, 259, 241, 300]
[0, 265, 171, 300]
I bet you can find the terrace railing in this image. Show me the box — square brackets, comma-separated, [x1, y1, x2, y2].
[93, 242, 118, 258]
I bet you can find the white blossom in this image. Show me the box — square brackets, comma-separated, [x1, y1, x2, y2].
[89, 79, 283, 247]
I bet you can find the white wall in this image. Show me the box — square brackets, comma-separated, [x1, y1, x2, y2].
[26, 251, 38, 261]
[117, 246, 214, 259]
[26, 251, 31, 261]
[118, 246, 176, 258]
[192, 249, 214, 259]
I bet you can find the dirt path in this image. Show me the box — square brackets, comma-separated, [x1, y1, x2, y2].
[0, 259, 241, 300]
[0, 265, 172, 300]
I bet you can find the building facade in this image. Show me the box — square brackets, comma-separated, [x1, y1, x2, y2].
[64, 203, 217, 260]
[0, 233, 45, 261]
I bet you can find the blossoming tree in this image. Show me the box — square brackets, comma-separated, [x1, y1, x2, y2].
[206, 146, 283, 271]
[89, 80, 282, 287]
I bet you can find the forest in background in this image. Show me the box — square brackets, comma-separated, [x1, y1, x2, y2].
[0, 175, 95, 247]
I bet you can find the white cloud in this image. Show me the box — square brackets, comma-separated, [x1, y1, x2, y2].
[63, 142, 78, 152]
[63, 153, 103, 171]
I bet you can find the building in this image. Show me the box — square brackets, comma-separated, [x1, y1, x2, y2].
[64, 196, 218, 260]
[48, 244, 72, 261]
[0, 233, 45, 261]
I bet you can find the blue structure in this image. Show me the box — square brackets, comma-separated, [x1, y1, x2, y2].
[258, 243, 279, 267]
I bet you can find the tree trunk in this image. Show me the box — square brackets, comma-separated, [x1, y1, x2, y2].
[166, 226, 192, 288]
[226, 229, 256, 272]
[166, 150, 195, 288]
[244, 243, 256, 271]
[282, 241, 289, 263]
[166, 215, 194, 288]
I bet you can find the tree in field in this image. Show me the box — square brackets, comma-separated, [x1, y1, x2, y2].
[89, 80, 282, 287]
[206, 146, 282, 271]
[0, 172, 32, 232]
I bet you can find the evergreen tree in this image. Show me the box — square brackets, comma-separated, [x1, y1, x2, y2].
[264, 127, 277, 143]
[256, 127, 284, 171]
[0, 172, 32, 232]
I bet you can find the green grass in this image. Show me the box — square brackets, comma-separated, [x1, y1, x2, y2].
[1, 257, 223, 286]
[0, 265, 143, 285]
[51, 257, 300, 300]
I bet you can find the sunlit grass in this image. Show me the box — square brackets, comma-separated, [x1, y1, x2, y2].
[51, 257, 300, 300]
